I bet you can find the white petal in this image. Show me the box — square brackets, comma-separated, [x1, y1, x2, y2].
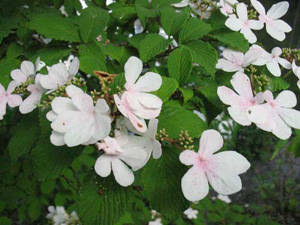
[51, 97, 77, 114]
[278, 58, 291, 70]
[133, 72, 162, 92]
[266, 24, 285, 41]
[7, 94, 22, 108]
[64, 122, 93, 147]
[40, 75, 58, 90]
[199, 129, 223, 156]
[250, 0, 266, 15]
[228, 107, 252, 126]
[216, 59, 242, 72]
[137, 93, 163, 109]
[266, 60, 281, 76]
[179, 150, 198, 166]
[280, 108, 300, 129]
[275, 90, 297, 108]
[95, 155, 112, 177]
[92, 115, 111, 140]
[248, 20, 264, 30]
[240, 27, 257, 44]
[147, 118, 159, 139]
[48, 63, 68, 85]
[246, 104, 270, 124]
[50, 131, 66, 146]
[19, 92, 41, 114]
[128, 111, 147, 132]
[236, 3, 248, 21]
[72, 93, 94, 112]
[244, 47, 263, 67]
[68, 57, 79, 76]
[94, 99, 110, 115]
[133, 106, 161, 120]
[114, 94, 128, 117]
[46, 110, 58, 122]
[119, 144, 147, 171]
[181, 166, 209, 201]
[153, 141, 162, 159]
[10, 69, 27, 83]
[225, 18, 243, 31]
[217, 86, 242, 107]
[124, 56, 143, 88]
[112, 158, 134, 187]
[275, 20, 292, 33]
[21, 61, 35, 76]
[231, 72, 253, 99]
[65, 85, 84, 98]
[173, 0, 189, 7]
[267, 1, 289, 20]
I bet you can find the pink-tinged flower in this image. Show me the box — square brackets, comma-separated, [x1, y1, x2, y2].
[216, 47, 262, 72]
[217, 72, 264, 126]
[219, 0, 238, 16]
[184, 207, 198, 219]
[40, 57, 79, 92]
[225, 3, 263, 43]
[47, 85, 111, 147]
[10, 58, 45, 86]
[180, 129, 250, 201]
[114, 56, 162, 132]
[19, 75, 45, 114]
[246, 90, 300, 140]
[94, 133, 147, 187]
[251, 0, 292, 41]
[292, 60, 300, 89]
[0, 82, 22, 119]
[148, 218, 163, 225]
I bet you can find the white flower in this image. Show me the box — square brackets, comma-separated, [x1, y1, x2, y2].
[219, 0, 238, 16]
[216, 47, 262, 72]
[251, 0, 292, 41]
[19, 75, 45, 114]
[246, 90, 300, 140]
[0, 82, 22, 119]
[148, 218, 163, 225]
[47, 85, 111, 147]
[217, 194, 232, 203]
[10, 58, 45, 86]
[94, 133, 147, 187]
[225, 3, 263, 43]
[151, 210, 160, 220]
[173, 0, 212, 19]
[173, 0, 190, 7]
[114, 57, 162, 132]
[217, 72, 264, 126]
[180, 129, 250, 201]
[292, 60, 300, 89]
[40, 57, 79, 92]
[184, 207, 198, 219]
[46, 206, 69, 225]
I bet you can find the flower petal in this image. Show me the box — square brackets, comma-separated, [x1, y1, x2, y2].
[240, 27, 257, 44]
[72, 93, 94, 112]
[181, 166, 209, 201]
[95, 155, 112, 177]
[66, 85, 84, 98]
[250, 0, 266, 15]
[92, 115, 111, 140]
[50, 131, 66, 146]
[267, 1, 289, 20]
[231, 72, 253, 99]
[21, 61, 35, 76]
[225, 17, 243, 31]
[199, 129, 223, 156]
[153, 141, 162, 159]
[48, 63, 68, 85]
[179, 150, 198, 166]
[133, 72, 162, 92]
[112, 158, 134, 187]
[64, 122, 93, 147]
[217, 86, 242, 107]
[127, 111, 147, 133]
[137, 93, 163, 109]
[19, 92, 41, 114]
[228, 107, 252, 126]
[248, 20, 264, 30]
[51, 97, 77, 115]
[280, 108, 300, 129]
[68, 57, 79, 76]
[236, 3, 248, 21]
[10, 69, 27, 84]
[278, 58, 291, 70]
[94, 99, 110, 115]
[7, 94, 22, 108]
[124, 56, 143, 88]
[275, 90, 297, 108]
[266, 24, 285, 41]
[266, 59, 281, 76]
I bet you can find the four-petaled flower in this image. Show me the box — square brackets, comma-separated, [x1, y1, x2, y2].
[114, 57, 162, 132]
[184, 207, 198, 219]
[225, 3, 263, 44]
[251, 0, 292, 41]
[219, 0, 238, 16]
[180, 129, 250, 201]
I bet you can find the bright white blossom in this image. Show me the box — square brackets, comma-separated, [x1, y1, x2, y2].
[219, 0, 238, 16]
[216, 47, 262, 72]
[184, 207, 198, 219]
[40, 57, 79, 92]
[0, 82, 22, 120]
[19, 75, 45, 114]
[292, 60, 300, 89]
[251, 0, 292, 41]
[246, 90, 300, 140]
[180, 129, 250, 201]
[225, 3, 263, 43]
[47, 85, 111, 147]
[217, 194, 232, 203]
[173, 0, 212, 19]
[148, 218, 163, 225]
[114, 57, 162, 132]
[217, 72, 264, 126]
[94, 131, 147, 187]
[10, 58, 45, 86]
[46, 206, 80, 225]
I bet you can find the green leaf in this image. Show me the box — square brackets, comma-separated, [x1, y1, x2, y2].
[185, 40, 218, 76]
[179, 18, 212, 43]
[109, 73, 125, 94]
[30, 47, 71, 65]
[139, 34, 168, 62]
[0, 216, 12, 225]
[28, 199, 41, 221]
[0, 58, 19, 88]
[142, 147, 189, 219]
[270, 139, 288, 160]
[128, 33, 147, 49]
[135, 0, 158, 26]
[78, 177, 131, 225]
[168, 47, 192, 84]
[79, 7, 109, 43]
[152, 76, 178, 103]
[208, 10, 227, 31]
[100, 43, 131, 65]
[41, 180, 56, 194]
[6, 43, 23, 59]
[269, 76, 290, 92]
[209, 29, 249, 52]
[8, 112, 39, 160]
[158, 105, 207, 139]
[179, 87, 194, 103]
[32, 111, 83, 181]
[160, 8, 189, 36]
[27, 13, 81, 42]
[110, 4, 136, 22]
[79, 42, 107, 74]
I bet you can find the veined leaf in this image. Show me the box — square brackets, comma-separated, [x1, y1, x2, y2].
[160, 8, 189, 36]
[139, 34, 168, 62]
[152, 76, 178, 103]
[179, 18, 212, 43]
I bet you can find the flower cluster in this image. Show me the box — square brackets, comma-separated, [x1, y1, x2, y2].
[46, 206, 81, 225]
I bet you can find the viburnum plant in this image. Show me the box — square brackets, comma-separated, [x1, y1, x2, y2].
[0, 0, 299, 224]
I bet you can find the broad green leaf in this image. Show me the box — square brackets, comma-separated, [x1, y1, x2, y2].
[269, 76, 290, 92]
[0, 216, 12, 225]
[168, 47, 192, 84]
[139, 34, 168, 62]
[109, 73, 125, 94]
[6, 43, 23, 59]
[28, 199, 41, 221]
[128, 33, 147, 49]
[142, 147, 189, 219]
[27, 13, 81, 42]
[179, 18, 212, 43]
[79, 7, 109, 43]
[209, 29, 249, 52]
[208, 10, 227, 31]
[110, 4, 136, 22]
[32, 111, 83, 181]
[41, 180, 56, 194]
[158, 105, 207, 138]
[100, 43, 131, 65]
[0, 58, 19, 88]
[8, 112, 39, 160]
[30, 47, 71, 65]
[179, 87, 194, 103]
[135, 0, 158, 26]
[153, 76, 178, 103]
[78, 177, 131, 225]
[185, 40, 218, 76]
[160, 8, 189, 36]
[79, 42, 107, 74]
